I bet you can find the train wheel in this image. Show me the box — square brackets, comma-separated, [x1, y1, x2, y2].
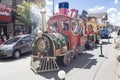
[63, 54, 72, 66]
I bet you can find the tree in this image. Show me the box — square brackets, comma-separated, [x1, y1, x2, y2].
[16, 1, 46, 31]
[17, 1, 33, 26]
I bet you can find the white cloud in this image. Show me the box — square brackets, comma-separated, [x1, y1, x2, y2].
[107, 8, 117, 13]
[107, 8, 120, 26]
[114, 0, 119, 4]
[46, 0, 53, 5]
[88, 5, 105, 13]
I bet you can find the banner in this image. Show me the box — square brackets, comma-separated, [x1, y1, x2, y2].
[0, 3, 12, 22]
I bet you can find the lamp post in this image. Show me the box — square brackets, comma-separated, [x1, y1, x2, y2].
[99, 40, 104, 57]
[58, 70, 66, 80]
[108, 31, 110, 44]
[108, 35, 110, 43]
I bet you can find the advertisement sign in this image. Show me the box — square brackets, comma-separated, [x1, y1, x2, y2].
[0, 3, 12, 22]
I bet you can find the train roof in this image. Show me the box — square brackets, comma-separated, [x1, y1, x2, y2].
[48, 14, 78, 21]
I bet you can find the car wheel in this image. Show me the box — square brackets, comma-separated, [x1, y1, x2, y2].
[13, 50, 21, 59]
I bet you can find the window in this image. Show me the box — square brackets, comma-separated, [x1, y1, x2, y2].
[4, 37, 21, 45]
[17, 36, 31, 45]
[60, 20, 69, 31]
[50, 21, 58, 32]
[72, 20, 76, 27]
[72, 20, 84, 36]
[22, 36, 32, 42]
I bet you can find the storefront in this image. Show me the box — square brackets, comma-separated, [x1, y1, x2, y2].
[14, 20, 31, 35]
[0, 3, 13, 39]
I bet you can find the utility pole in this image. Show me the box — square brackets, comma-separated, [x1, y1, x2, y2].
[53, 0, 54, 15]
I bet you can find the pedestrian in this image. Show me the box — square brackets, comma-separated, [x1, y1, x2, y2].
[72, 19, 84, 36]
[19, 31, 23, 35]
[9, 32, 14, 39]
[23, 31, 28, 34]
[0, 36, 4, 45]
[2, 35, 7, 42]
[117, 28, 120, 37]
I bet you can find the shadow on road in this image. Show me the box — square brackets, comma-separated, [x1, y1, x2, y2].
[38, 53, 97, 80]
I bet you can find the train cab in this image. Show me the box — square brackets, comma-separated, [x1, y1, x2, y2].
[47, 14, 87, 52]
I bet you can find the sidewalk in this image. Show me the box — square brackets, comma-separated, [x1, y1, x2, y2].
[113, 32, 120, 80]
[92, 32, 120, 80]
[65, 32, 120, 80]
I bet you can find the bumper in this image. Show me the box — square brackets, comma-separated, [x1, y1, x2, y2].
[0, 50, 13, 58]
[101, 34, 108, 38]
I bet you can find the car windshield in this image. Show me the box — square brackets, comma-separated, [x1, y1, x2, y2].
[4, 37, 21, 45]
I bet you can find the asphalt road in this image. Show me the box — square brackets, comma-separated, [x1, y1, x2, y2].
[0, 32, 119, 80]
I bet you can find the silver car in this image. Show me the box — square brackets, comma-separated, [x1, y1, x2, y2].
[0, 34, 33, 59]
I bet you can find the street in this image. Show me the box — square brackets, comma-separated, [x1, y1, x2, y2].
[0, 32, 119, 80]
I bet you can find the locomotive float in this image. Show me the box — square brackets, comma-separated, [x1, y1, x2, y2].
[30, 2, 99, 73]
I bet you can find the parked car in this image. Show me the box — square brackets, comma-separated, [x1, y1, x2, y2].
[108, 27, 113, 33]
[100, 28, 109, 38]
[0, 34, 33, 59]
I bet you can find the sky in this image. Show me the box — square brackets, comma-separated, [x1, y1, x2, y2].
[45, 0, 120, 26]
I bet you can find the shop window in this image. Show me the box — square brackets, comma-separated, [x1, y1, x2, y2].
[15, 25, 30, 35]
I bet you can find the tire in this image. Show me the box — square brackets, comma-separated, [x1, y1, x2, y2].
[13, 50, 21, 59]
[95, 39, 99, 44]
[74, 44, 80, 58]
[63, 54, 72, 66]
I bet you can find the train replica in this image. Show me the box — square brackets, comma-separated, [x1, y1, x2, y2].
[85, 17, 100, 49]
[30, 2, 100, 73]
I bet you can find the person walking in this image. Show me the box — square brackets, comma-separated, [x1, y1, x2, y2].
[2, 35, 7, 42]
[0, 36, 4, 45]
[117, 28, 120, 37]
[9, 32, 14, 39]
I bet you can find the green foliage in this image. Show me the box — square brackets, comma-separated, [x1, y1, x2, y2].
[17, 1, 33, 26]
[16, 1, 46, 29]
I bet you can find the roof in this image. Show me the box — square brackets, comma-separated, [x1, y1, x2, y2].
[48, 14, 74, 22]
[88, 12, 108, 20]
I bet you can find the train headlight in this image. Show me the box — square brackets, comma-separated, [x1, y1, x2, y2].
[58, 70, 66, 80]
[37, 30, 43, 39]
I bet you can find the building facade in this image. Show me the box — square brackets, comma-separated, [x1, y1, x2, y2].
[12, 0, 34, 8]
[0, 0, 35, 36]
[0, 2, 13, 39]
[88, 12, 108, 25]
[0, 0, 12, 6]
[0, 0, 43, 38]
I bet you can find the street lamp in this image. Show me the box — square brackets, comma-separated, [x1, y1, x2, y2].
[108, 34, 110, 43]
[58, 70, 66, 80]
[108, 31, 110, 44]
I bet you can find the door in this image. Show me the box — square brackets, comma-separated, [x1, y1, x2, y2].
[17, 36, 32, 54]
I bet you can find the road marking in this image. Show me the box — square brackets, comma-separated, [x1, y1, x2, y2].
[82, 59, 93, 68]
